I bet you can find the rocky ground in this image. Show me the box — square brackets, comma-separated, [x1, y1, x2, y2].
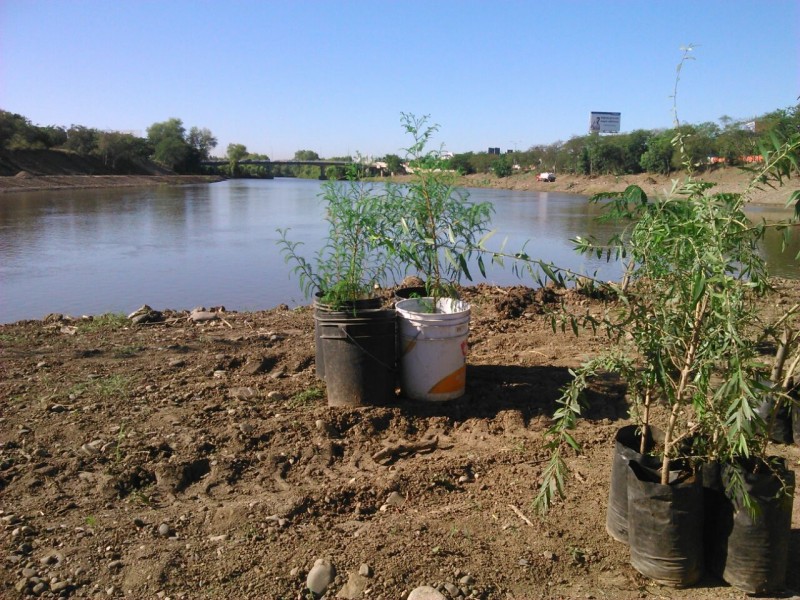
[3, 282, 800, 600]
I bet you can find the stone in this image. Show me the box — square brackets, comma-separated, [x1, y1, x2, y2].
[385, 491, 405, 507]
[243, 357, 273, 375]
[336, 572, 368, 599]
[459, 574, 474, 586]
[407, 586, 446, 600]
[306, 558, 336, 595]
[231, 387, 258, 401]
[358, 563, 372, 577]
[443, 582, 460, 596]
[189, 310, 218, 323]
[157, 523, 171, 537]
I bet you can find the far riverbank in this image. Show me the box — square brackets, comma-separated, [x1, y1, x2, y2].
[1, 167, 797, 207]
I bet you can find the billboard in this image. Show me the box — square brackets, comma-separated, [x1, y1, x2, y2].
[589, 112, 621, 133]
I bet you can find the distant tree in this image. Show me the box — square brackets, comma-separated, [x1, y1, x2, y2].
[325, 165, 343, 180]
[294, 150, 320, 161]
[147, 118, 190, 170]
[639, 134, 673, 174]
[227, 143, 248, 162]
[38, 125, 68, 148]
[187, 127, 217, 160]
[96, 131, 149, 169]
[64, 125, 99, 155]
[448, 153, 474, 175]
[383, 153, 404, 175]
[492, 155, 512, 178]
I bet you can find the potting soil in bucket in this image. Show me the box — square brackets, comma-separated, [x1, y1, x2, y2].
[396, 297, 470, 401]
[316, 308, 396, 407]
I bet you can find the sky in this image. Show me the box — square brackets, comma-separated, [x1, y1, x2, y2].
[1, 1, 798, 160]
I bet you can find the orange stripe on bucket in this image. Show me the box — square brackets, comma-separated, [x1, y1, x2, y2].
[428, 365, 466, 394]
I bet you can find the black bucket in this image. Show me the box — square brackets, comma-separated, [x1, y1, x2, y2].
[313, 294, 382, 380]
[627, 461, 704, 587]
[706, 457, 794, 594]
[315, 307, 396, 407]
[606, 425, 662, 543]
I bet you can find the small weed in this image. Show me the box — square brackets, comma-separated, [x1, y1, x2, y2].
[288, 387, 324, 408]
[128, 489, 152, 506]
[78, 313, 128, 333]
[94, 375, 132, 398]
[85, 515, 97, 527]
[112, 345, 142, 359]
[569, 546, 586, 565]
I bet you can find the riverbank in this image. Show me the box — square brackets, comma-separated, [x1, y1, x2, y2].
[2, 166, 797, 207]
[432, 167, 799, 207]
[0, 174, 223, 194]
[2, 281, 799, 599]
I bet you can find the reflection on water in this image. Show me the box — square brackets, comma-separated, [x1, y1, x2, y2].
[0, 179, 797, 323]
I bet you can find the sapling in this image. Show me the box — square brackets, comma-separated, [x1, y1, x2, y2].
[382, 113, 495, 305]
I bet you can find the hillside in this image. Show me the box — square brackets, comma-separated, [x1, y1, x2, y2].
[0, 148, 173, 177]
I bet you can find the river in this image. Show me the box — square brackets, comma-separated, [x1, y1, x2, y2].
[0, 179, 797, 324]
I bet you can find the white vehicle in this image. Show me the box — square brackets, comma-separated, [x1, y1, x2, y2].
[537, 172, 556, 182]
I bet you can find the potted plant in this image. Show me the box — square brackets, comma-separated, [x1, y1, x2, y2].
[382, 114, 494, 401]
[278, 163, 398, 407]
[531, 126, 800, 590]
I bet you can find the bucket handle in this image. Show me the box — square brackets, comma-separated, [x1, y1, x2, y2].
[323, 324, 397, 373]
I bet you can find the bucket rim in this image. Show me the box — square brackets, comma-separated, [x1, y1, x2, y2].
[396, 297, 470, 318]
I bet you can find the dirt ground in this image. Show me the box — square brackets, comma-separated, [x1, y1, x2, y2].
[3, 281, 800, 600]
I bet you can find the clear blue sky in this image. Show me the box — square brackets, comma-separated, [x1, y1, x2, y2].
[1, 0, 798, 160]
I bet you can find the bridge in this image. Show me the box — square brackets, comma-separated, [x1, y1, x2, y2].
[201, 159, 351, 169]
[199, 159, 375, 179]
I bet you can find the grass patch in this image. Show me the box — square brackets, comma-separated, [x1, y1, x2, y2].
[78, 313, 128, 333]
[288, 386, 324, 408]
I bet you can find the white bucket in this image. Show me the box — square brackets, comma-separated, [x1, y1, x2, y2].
[396, 297, 470, 401]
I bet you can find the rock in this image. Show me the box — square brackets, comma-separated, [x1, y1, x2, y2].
[243, 357, 274, 375]
[385, 491, 405, 507]
[128, 305, 163, 324]
[267, 391, 285, 401]
[336, 572, 369, 599]
[443, 582, 460, 596]
[32, 581, 46, 594]
[230, 387, 258, 401]
[407, 586, 446, 600]
[168, 358, 186, 368]
[189, 309, 218, 323]
[157, 523, 171, 537]
[459, 574, 474, 586]
[543, 551, 556, 561]
[107, 559, 123, 570]
[358, 563, 372, 577]
[306, 558, 336, 595]
[51, 580, 70, 592]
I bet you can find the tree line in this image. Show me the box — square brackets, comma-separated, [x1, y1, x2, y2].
[1, 104, 797, 178]
[447, 104, 800, 178]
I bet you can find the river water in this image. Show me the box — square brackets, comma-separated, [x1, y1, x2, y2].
[1, 179, 797, 324]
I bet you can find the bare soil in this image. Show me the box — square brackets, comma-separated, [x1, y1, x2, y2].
[2, 282, 800, 600]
